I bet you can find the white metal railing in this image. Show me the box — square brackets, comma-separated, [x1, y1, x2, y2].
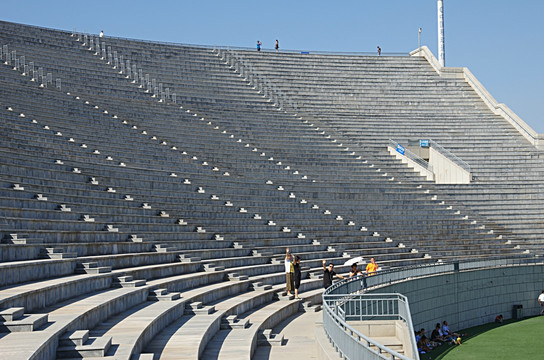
[322, 256, 541, 360]
[323, 291, 417, 360]
[429, 139, 471, 173]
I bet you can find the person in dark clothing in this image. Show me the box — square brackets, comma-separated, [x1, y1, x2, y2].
[293, 256, 302, 299]
[322, 260, 345, 289]
[431, 323, 446, 343]
[349, 263, 362, 277]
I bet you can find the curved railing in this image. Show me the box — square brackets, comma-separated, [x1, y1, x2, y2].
[323, 290, 417, 360]
[322, 256, 542, 359]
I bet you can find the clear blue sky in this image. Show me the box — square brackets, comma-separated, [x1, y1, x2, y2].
[2, 1, 543, 132]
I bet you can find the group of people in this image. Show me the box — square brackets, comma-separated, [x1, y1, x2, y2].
[414, 289, 544, 356]
[256, 40, 279, 52]
[322, 257, 379, 289]
[285, 248, 380, 298]
[416, 321, 462, 354]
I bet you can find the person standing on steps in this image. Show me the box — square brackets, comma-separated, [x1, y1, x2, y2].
[99, 30, 104, 38]
[256, 40, 262, 52]
[349, 263, 362, 277]
[293, 255, 302, 299]
[275, 39, 279, 52]
[365, 257, 379, 275]
[377, 45, 381, 56]
[322, 260, 345, 289]
[285, 248, 295, 296]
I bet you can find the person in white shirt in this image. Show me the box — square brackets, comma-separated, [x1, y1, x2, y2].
[285, 248, 294, 296]
[441, 321, 460, 338]
[99, 30, 104, 38]
[538, 290, 544, 315]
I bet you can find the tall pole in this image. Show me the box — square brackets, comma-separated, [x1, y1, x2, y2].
[418, 28, 422, 50]
[437, 0, 445, 66]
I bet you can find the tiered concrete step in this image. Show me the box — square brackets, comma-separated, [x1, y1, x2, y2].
[251, 282, 272, 291]
[154, 243, 177, 253]
[258, 328, 284, 347]
[202, 286, 323, 359]
[220, 314, 249, 329]
[227, 272, 249, 281]
[40, 247, 77, 259]
[184, 301, 216, 315]
[147, 288, 181, 301]
[76, 262, 112, 274]
[253, 305, 321, 359]
[56, 330, 112, 358]
[87, 298, 186, 359]
[112, 275, 146, 288]
[368, 337, 405, 355]
[179, 254, 201, 263]
[142, 276, 277, 359]
[203, 263, 225, 272]
[0, 307, 48, 332]
[2, 233, 43, 244]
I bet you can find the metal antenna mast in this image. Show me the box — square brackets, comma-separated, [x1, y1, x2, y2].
[438, 0, 446, 66]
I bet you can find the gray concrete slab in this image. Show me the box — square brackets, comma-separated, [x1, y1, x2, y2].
[254, 308, 321, 360]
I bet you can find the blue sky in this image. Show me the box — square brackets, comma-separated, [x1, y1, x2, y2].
[2, 0, 543, 132]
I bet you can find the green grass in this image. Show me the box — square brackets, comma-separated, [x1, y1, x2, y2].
[419, 316, 544, 360]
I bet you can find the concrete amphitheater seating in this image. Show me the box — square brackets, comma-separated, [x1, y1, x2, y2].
[230, 49, 544, 245]
[0, 20, 536, 359]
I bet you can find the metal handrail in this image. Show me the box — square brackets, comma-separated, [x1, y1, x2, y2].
[325, 292, 419, 359]
[327, 256, 541, 296]
[323, 296, 412, 360]
[389, 139, 433, 172]
[322, 256, 542, 359]
[389, 138, 470, 174]
[429, 139, 471, 173]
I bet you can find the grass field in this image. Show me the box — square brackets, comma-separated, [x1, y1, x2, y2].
[423, 316, 544, 360]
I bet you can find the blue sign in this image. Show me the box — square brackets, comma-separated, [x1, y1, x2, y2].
[396, 144, 405, 155]
[420, 139, 430, 148]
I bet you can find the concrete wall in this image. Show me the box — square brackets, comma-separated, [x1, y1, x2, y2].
[366, 265, 544, 333]
[407, 146, 429, 160]
[429, 147, 471, 184]
[349, 320, 414, 359]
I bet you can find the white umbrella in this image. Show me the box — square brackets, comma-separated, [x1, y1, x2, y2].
[343, 256, 364, 266]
